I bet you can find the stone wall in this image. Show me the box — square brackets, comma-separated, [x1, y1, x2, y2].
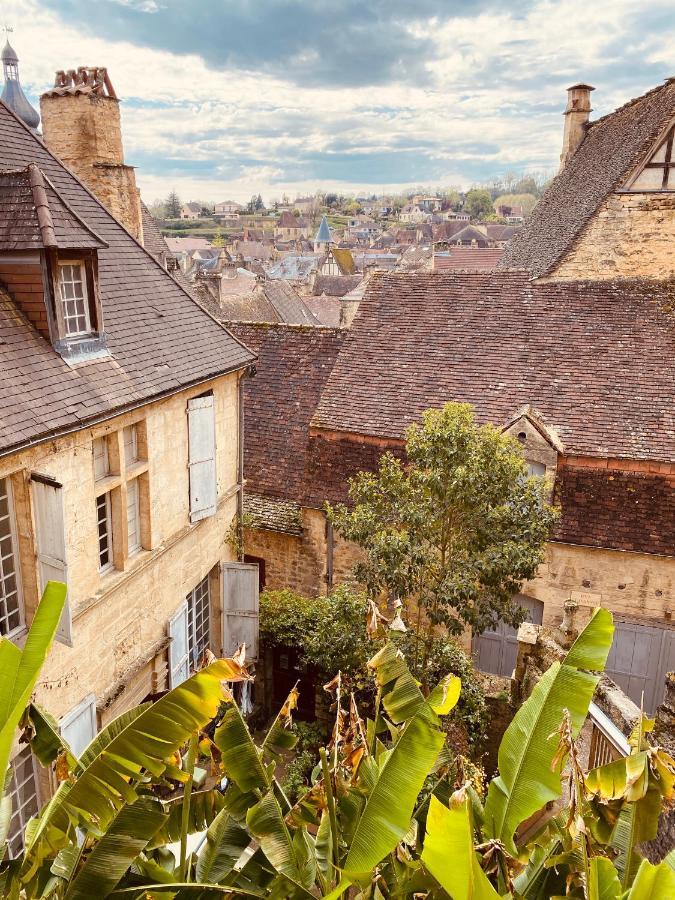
[0, 371, 240, 724]
[546, 192, 675, 280]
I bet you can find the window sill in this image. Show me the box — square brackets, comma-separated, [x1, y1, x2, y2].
[54, 333, 110, 366]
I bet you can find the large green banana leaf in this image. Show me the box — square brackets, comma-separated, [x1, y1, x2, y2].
[367, 643, 428, 723]
[0, 582, 66, 788]
[195, 806, 250, 884]
[483, 608, 614, 855]
[214, 703, 269, 793]
[24, 659, 243, 861]
[422, 793, 502, 899]
[64, 797, 167, 899]
[588, 857, 621, 900]
[246, 790, 314, 894]
[148, 790, 226, 849]
[610, 784, 662, 889]
[343, 711, 445, 875]
[626, 857, 675, 898]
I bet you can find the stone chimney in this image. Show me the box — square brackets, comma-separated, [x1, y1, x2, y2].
[40, 67, 143, 241]
[560, 83, 594, 171]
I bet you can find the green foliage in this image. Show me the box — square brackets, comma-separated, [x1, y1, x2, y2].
[493, 191, 539, 216]
[3, 592, 673, 899]
[463, 187, 494, 220]
[164, 190, 182, 218]
[328, 403, 558, 640]
[260, 584, 488, 744]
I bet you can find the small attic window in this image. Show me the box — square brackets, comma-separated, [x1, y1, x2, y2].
[626, 124, 675, 191]
[57, 262, 92, 337]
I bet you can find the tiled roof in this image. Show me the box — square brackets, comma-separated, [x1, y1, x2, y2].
[0, 165, 107, 251]
[331, 248, 356, 275]
[277, 211, 305, 229]
[449, 225, 490, 246]
[140, 201, 169, 260]
[244, 493, 303, 535]
[303, 293, 342, 327]
[165, 236, 213, 252]
[434, 248, 504, 272]
[0, 99, 254, 456]
[499, 80, 675, 277]
[312, 272, 675, 461]
[312, 274, 362, 297]
[227, 323, 346, 504]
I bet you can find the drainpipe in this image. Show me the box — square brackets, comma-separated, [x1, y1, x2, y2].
[237, 369, 247, 560]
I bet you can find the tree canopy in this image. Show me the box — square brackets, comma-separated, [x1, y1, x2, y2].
[463, 187, 494, 221]
[327, 403, 558, 644]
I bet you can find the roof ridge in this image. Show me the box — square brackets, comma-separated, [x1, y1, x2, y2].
[27, 163, 56, 247]
[587, 78, 674, 129]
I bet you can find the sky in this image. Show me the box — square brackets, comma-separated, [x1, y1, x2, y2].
[1, 0, 674, 205]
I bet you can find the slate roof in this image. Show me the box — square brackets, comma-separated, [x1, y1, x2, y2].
[277, 211, 306, 229]
[331, 248, 356, 275]
[0, 165, 107, 251]
[0, 99, 254, 456]
[227, 323, 347, 504]
[244, 493, 303, 535]
[315, 215, 332, 243]
[140, 201, 170, 260]
[449, 225, 490, 246]
[499, 79, 675, 277]
[303, 293, 342, 327]
[312, 272, 675, 462]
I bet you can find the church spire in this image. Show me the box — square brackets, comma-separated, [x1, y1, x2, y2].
[1, 30, 40, 131]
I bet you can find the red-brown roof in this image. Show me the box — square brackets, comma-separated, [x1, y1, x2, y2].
[0, 99, 254, 457]
[434, 248, 503, 272]
[312, 271, 675, 461]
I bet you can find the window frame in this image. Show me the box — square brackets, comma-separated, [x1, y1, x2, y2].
[92, 436, 110, 481]
[624, 123, 675, 193]
[0, 476, 25, 638]
[56, 259, 93, 338]
[123, 425, 139, 467]
[6, 747, 40, 860]
[126, 477, 141, 556]
[96, 491, 114, 573]
[186, 574, 211, 667]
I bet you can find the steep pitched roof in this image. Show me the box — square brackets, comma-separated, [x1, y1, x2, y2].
[227, 323, 347, 504]
[331, 247, 356, 275]
[312, 274, 362, 297]
[312, 272, 675, 461]
[0, 99, 253, 456]
[315, 215, 332, 243]
[499, 79, 675, 277]
[140, 201, 170, 260]
[0, 165, 107, 250]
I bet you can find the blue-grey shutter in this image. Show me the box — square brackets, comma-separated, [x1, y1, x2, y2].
[222, 563, 259, 661]
[187, 395, 217, 522]
[168, 601, 190, 687]
[32, 476, 72, 646]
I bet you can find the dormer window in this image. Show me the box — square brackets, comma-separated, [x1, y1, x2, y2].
[0, 165, 109, 363]
[57, 262, 92, 336]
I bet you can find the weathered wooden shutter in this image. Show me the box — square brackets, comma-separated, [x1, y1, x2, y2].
[31, 475, 72, 646]
[187, 395, 217, 522]
[222, 562, 259, 661]
[60, 693, 97, 759]
[168, 601, 190, 687]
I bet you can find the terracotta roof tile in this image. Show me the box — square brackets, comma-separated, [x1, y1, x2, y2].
[311, 271, 675, 461]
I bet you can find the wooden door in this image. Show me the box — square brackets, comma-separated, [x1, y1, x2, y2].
[473, 595, 544, 677]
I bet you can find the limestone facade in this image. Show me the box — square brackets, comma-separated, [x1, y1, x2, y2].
[1, 371, 241, 728]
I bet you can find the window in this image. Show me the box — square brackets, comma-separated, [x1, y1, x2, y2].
[527, 461, 547, 477]
[0, 477, 23, 637]
[126, 478, 141, 555]
[628, 125, 675, 191]
[6, 747, 40, 859]
[96, 492, 113, 571]
[57, 263, 91, 337]
[93, 437, 109, 481]
[123, 425, 139, 465]
[186, 574, 211, 666]
[187, 394, 217, 522]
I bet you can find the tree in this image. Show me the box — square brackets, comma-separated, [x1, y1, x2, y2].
[211, 227, 224, 248]
[255, 193, 264, 211]
[327, 403, 558, 660]
[494, 192, 539, 217]
[164, 190, 181, 218]
[463, 187, 494, 221]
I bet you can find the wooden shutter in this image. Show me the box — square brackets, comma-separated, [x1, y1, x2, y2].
[222, 563, 259, 661]
[60, 693, 97, 759]
[168, 601, 190, 687]
[187, 395, 217, 522]
[31, 475, 72, 646]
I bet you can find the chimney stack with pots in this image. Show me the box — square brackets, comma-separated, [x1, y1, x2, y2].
[40, 67, 143, 241]
[560, 83, 594, 171]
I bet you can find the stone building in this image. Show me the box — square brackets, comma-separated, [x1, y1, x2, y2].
[39, 67, 143, 242]
[240, 77, 675, 716]
[274, 210, 310, 242]
[0, 96, 257, 854]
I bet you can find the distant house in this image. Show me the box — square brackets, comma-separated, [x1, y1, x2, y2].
[180, 202, 202, 219]
[399, 204, 430, 224]
[347, 214, 378, 235]
[443, 209, 471, 222]
[495, 204, 524, 224]
[415, 195, 442, 213]
[274, 210, 311, 241]
[293, 196, 317, 214]
[215, 200, 243, 215]
[320, 247, 356, 276]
